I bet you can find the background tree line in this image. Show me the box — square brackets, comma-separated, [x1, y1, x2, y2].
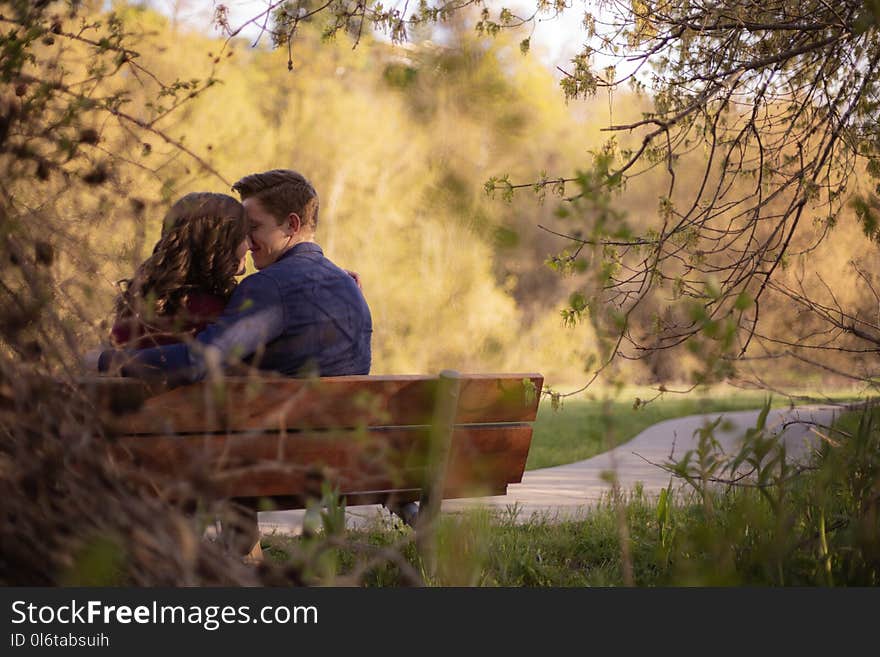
[6, 0, 877, 388]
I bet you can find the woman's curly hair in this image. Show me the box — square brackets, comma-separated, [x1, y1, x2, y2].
[114, 192, 246, 323]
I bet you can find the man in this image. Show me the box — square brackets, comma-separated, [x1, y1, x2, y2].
[99, 169, 372, 381]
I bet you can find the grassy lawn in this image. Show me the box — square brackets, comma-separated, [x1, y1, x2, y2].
[526, 387, 857, 470]
[256, 395, 877, 587]
[261, 501, 665, 586]
[257, 485, 838, 587]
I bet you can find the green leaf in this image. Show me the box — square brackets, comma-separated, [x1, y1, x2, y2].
[568, 291, 587, 312]
[494, 225, 519, 248]
[756, 397, 771, 431]
[656, 487, 669, 524]
[734, 292, 753, 311]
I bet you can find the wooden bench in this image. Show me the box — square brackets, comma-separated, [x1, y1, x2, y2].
[87, 372, 543, 529]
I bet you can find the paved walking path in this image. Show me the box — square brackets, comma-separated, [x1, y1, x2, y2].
[258, 404, 841, 534]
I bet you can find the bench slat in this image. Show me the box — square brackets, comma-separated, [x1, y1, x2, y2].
[98, 374, 543, 435]
[111, 424, 533, 501]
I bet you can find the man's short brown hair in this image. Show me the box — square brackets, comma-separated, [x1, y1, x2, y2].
[232, 169, 319, 230]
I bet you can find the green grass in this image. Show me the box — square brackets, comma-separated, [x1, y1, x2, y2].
[258, 486, 819, 586]
[527, 388, 855, 470]
[259, 398, 879, 587]
[260, 499, 666, 586]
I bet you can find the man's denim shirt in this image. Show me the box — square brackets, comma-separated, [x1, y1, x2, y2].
[100, 243, 372, 382]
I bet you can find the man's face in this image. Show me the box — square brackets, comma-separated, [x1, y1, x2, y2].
[243, 197, 294, 270]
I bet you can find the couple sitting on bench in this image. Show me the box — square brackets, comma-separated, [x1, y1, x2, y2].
[97, 169, 402, 544]
[93, 168, 541, 557]
[97, 169, 390, 547]
[98, 168, 372, 384]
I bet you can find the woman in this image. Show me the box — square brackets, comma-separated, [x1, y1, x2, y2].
[110, 192, 248, 349]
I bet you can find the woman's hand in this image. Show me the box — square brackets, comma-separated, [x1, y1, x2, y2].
[344, 269, 362, 290]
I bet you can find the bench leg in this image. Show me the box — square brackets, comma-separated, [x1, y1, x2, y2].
[384, 499, 420, 527]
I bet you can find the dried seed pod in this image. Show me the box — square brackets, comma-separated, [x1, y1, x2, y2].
[34, 240, 54, 266]
[79, 128, 100, 145]
[82, 164, 109, 185]
[129, 197, 146, 215]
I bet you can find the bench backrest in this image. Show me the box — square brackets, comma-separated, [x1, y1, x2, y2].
[90, 373, 543, 509]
